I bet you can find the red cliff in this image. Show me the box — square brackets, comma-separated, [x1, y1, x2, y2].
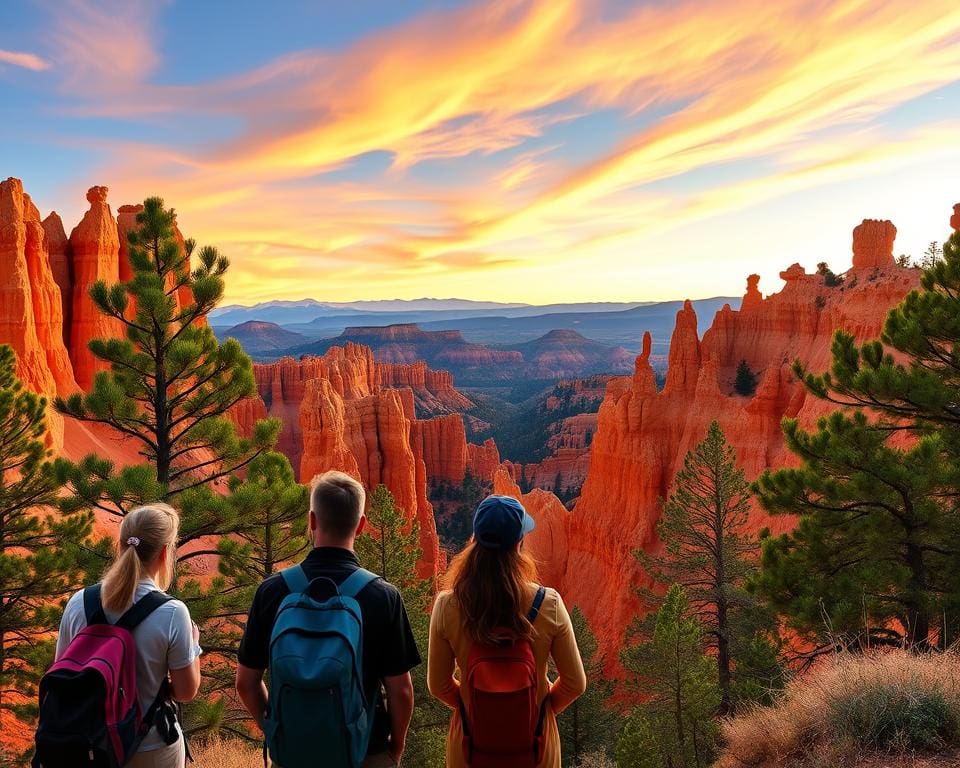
[42, 212, 72, 348]
[378, 360, 474, 415]
[0, 179, 77, 414]
[69, 186, 121, 389]
[852, 219, 896, 269]
[543, 215, 929, 668]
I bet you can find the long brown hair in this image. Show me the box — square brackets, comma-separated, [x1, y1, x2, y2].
[101, 503, 179, 613]
[444, 539, 539, 645]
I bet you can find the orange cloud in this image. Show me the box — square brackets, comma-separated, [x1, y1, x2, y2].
[0, 49, 50, 71]
[57, 0, 960, 304]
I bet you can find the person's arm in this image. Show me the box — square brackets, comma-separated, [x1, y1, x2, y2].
[169, 659, 201, 702]
[548, 593, 587, 714]
[383, 672, 414, 764]
[427, 594, 460, 709]
[235, 664, 269, 727]
[168, 609, 202, 702]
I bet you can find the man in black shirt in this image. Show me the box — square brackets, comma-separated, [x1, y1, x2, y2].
[236, 471, 421, 767]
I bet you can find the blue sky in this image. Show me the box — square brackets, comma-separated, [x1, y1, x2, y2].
[2, 0, 960, 305]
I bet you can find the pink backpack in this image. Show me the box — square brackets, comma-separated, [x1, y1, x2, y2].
[458, 585, 548, 768]
[33, 585, 174, 768]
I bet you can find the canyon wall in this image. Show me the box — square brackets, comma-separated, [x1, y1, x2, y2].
[506, 213, 947, 668]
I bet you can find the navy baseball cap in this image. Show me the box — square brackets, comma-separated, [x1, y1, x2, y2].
[473, 495, 536, 550]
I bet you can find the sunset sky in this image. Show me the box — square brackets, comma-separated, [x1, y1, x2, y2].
[2, 0, 960, 306]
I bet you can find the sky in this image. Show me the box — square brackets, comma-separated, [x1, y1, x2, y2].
[2, 0, 960, 307]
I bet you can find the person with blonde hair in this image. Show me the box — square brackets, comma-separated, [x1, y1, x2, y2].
[428, 495, 587, 768]
[48, 503, 202, 768]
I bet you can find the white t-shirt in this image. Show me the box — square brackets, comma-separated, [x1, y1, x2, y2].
[56, 577, 200, 752]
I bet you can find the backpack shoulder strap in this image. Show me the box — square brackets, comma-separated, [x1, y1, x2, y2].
[280, 564, 309, 595]
[116, 591, 175, 632]
[83, 584, 107, 625]
[338, 567, 380, 599]
[527, 585, 546, 623]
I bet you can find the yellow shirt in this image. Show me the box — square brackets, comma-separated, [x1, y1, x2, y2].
[427, 585, 587, 768]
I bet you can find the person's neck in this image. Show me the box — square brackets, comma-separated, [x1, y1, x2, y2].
[312, 538, 354, 552]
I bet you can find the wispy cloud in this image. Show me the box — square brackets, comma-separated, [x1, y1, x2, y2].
[31, 0, 960, 303]
[0, 48, 51, 71]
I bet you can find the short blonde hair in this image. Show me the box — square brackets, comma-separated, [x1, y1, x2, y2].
[310, 471, 365, 539]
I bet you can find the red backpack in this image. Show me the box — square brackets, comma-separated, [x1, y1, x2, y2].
[458, 585, 548, 768]
[33, 585, 175, 768]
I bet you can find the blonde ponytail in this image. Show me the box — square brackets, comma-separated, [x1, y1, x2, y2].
[101, 503, 179, 613]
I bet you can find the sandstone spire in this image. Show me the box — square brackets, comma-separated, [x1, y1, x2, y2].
[69, 186, 121, 389]
[741, 274, 762, 311]
[42, 212, 72, 346]
[663, 300, 701, 394]
[852, 219, 896, 269]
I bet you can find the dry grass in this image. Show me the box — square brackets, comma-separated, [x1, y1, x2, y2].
[190, 736, 265, 768]
[716, 649, 960, 768]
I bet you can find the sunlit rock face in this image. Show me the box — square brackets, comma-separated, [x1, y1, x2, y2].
[505, 214, 928, 670]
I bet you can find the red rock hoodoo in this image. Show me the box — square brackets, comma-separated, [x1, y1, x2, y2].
[851, 218, 896, 269]
[521, 213, 932, 668]
[69, 186, 121, 390]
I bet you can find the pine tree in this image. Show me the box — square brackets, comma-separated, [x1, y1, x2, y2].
[0, 346, 101, 745]
[356, 485, 444, 767]
[766, 220, 960, 650]
[557, 607, 620, 765]
[752, 411, 957, 650]
[51, 198, 280, 732]
[192, 451, 308, 738]
[619, 585, 720, 768]
[638, 421, 771, 714]
[733, 360, 757, 396]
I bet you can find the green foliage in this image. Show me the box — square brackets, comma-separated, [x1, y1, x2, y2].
[558, 607, 621, 765]
[733, 360, 757, 396]
[0, 346, 101, 747]
[816, 261, 844, 287]
[432, 470, 489, 555]
[753, 411, 959, 649]
[638, 422, 778, 714]
[761, 223, 960, 652]
[828, 681, 955, 751]
[620, 585, 720, 768]
[51, 198, 281, 733]
[356, 485, 444, 767]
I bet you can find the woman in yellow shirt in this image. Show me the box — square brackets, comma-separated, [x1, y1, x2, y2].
[428, 495, 587, 768]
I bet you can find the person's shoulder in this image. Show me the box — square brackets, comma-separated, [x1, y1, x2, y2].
[363, 572, 402, 602]
[62, 587, 87, 618]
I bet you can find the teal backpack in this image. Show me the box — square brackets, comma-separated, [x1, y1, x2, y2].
[264, 566, 379, 768]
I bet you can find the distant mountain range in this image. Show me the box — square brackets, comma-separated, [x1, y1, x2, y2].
[221, 320, 306, 354]
[210, 297, 652, 328]
[230, 324, 632, 383]
[212, 296, 739, 353]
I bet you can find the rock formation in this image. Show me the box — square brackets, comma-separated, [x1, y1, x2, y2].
[852, 219, 896, 269]
[69, 186, 120, 389]
[410, 415, 469, 484]
[0, 179, 77, 415]
[952, 204, 960, 232]
[42, 212, 72, 346]
[377, 360, 474, 415]
[533, 215, 930, 669]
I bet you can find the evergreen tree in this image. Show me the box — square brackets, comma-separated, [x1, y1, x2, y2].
[193, 451, 308, 737]
[765, 221, 960, 650]
[733, 360, 757, 396]
[356, 485, 445, 767]
[557, 607, 620, 765]
[638, 421, 771, 714]
[619, 585, 719, 768]
[0, 346, 100, 743]
[753, 411, 957, 650]
[51, 198, 280, 731]
[219, 451, 308, 584]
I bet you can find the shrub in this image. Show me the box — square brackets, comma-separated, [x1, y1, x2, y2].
[734, 359, 758, 396]
[716, 650, 960, 768]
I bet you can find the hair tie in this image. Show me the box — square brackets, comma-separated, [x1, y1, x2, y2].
[126, 536, 141, 548]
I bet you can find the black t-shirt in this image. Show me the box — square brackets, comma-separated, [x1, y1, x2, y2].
[238, 547, 422, 755]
